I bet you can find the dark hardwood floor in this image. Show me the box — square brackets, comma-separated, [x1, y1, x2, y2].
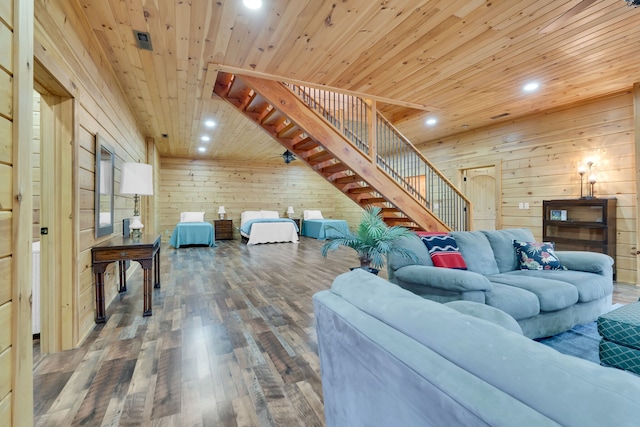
[33, 237, 640, 426]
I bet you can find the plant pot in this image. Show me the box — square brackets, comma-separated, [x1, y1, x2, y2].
[350, 266, 379, 275]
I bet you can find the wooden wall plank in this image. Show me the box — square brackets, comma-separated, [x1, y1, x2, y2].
[0, 0, 11, 30]
[13, 0, 35, 423]
[0, 71, 11, 119]
[0, 116, 10, 164]
[0, 23, 11, 73]
[0, 164, 10, 209]
[0, 391, 10, 427]
[0, 301, 10, 351]
[0, 257, 10, 306]
[422, 91, 637, 284]
[0, 347, 11, 401]
[0, 212, 10, 258]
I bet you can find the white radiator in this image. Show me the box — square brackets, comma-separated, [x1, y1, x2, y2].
[32, 241, 41, 335]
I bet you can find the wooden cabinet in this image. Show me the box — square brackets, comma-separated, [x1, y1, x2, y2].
[542, 198, 616, 275]
[214, 219, 234, 240]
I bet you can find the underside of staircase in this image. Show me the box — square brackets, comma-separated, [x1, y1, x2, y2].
[213, 72, 454, 232]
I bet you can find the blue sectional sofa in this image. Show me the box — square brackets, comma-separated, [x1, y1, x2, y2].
[314, 270, 640, 426]
[388, 228, 614, 338]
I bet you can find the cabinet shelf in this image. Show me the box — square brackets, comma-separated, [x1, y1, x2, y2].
[543, 198, 616, 278]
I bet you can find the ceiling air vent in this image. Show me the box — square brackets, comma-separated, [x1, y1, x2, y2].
[490, 112, 510, 120]
[133, 30, 153, 51]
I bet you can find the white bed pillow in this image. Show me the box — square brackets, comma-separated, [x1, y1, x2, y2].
[180, 211, 205, 222]
[260, 210, 280, 219]
[304, 210, 324, 220]
[241, 210, 262, 225]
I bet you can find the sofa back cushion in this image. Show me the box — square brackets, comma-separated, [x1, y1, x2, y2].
[481, 228, 536, 273]
[389, 234, 433, 271]
[450, 231, 499, 275]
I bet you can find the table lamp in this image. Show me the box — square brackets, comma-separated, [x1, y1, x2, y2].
[119, 162, 153, 238]
[218, 206, 226, 219]
[287, 206, 294, 218]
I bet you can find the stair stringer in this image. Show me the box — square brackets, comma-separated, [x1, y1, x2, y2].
[215, 73, 451, 232]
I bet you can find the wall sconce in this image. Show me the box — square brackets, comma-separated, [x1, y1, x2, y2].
[287, 206, 294, 218]
[578, 160, 596, 199]
[119, 162, 154, 239]
[218, 206, 226, 219]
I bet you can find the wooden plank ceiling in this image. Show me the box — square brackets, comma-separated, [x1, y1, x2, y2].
[75, 0, 640, 161]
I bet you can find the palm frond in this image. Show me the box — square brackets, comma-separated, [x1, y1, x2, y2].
[320, 205, 418, 269]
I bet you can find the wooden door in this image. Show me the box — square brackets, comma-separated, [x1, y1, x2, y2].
[463, 167, 496, 231]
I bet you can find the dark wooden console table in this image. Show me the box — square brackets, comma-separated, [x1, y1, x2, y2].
[92, 234, 161, 323]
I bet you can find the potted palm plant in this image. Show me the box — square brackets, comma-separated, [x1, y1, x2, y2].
[320, 205, 418, 274]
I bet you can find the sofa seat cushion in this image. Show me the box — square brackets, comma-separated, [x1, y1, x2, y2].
[513, 270, 612, 303]
[484, 283, 540, 320]
[450, 231, 500, 275]
[488, 272, 578, 312]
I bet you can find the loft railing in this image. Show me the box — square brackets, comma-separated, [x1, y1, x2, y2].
[287, 84, 470, 231]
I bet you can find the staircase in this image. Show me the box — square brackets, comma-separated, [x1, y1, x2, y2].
[213, 72, 470, 232]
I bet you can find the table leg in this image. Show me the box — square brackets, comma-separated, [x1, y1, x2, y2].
[119, 260, 127, 292]
[154, 247, 161, 288]
[143, 266, 152, 317]
[94, 271, 106, 323]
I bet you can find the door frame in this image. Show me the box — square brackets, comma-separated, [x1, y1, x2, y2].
[34, 56, 77, 353]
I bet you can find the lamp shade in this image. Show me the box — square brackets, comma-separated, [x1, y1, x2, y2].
[119, 163, 154, 195]
[218, 206, 226, 214]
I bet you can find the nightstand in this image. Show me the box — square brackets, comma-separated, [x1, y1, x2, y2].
[290, 218, 301, 235]
[214, 219, 234, 240]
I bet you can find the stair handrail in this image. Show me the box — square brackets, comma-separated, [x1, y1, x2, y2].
[286, 83, 470, 231]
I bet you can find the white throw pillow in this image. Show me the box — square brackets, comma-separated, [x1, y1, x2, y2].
[180, 211, 205, 222]
[260, 210, 280, 219]
[304, 210, 324, 220]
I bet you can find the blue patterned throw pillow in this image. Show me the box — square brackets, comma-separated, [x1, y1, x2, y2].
[513, 240, 567, 271]
[421, 234, 467, 270]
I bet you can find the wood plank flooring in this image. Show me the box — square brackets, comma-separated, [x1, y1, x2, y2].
[33, 237, 640, 426]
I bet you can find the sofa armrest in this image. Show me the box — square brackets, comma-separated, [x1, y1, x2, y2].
[555, 251, 614, 275]
[393, 265, 493, 292]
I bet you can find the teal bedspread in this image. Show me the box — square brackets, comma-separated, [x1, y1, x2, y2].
[169, 222, 216, 248]
[301, 219, 349, 240]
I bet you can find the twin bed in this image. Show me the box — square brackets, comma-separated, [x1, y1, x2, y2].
[300, 210, 350, 240]
[169, 212, 216, 248]
[240, 210, 299, 245]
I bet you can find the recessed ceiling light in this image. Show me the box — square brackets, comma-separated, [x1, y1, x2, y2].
[201, 136, 210, 142]
[205, 120, 216, 127]
[523, 82, 540, 92]
[243, 0, 262, 9]
[198, 147, 206, 152]
[425, 117, 437, 126]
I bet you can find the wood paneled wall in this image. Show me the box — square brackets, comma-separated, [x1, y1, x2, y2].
[420, 91, 637, 284]
[4, 0, 35, 424]
[0, 0, 13, 421]
[34, 0, 149, 350]
[158, 157, 364, 240]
